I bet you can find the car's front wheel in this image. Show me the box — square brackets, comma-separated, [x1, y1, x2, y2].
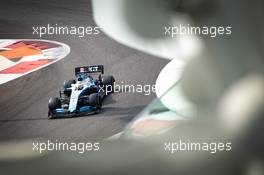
[89, 93, 102, 109]
[48, 97, 61, 119]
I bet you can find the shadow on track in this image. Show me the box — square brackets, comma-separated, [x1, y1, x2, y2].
[0, 117, 47, 122]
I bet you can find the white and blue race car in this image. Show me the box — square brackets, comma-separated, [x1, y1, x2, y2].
[48, 65, 115, 119]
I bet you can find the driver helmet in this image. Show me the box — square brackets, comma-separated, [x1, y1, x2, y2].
[77, 73, 85, 81]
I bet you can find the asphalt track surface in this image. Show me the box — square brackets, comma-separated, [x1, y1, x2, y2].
[0, 0, 168, 142]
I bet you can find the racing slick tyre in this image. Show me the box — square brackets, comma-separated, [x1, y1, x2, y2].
[89, 93, 102, 109]
[48, 97, 61, 119]
[101, 75, 115, 93]
[63, 79, 76, 97]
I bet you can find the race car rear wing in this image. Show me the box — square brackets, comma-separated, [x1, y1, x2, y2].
[75, 65, 104, 76]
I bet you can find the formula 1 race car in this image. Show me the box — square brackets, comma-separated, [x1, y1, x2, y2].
[48, 65, 115, 119]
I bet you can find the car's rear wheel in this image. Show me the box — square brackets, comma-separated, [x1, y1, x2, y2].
[101, 75, 115, 93]
[63, 79, 76, 97]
